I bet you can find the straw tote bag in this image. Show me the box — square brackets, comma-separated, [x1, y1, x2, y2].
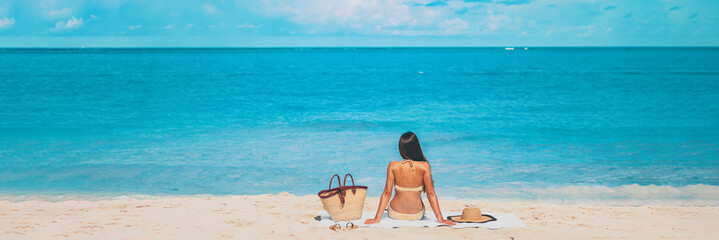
[317, 174, 368, 221]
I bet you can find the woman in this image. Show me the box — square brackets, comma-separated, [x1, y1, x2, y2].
[364, 132, 456, 225]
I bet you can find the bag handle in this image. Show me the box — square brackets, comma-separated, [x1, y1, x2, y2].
[329, 174, 341, 189]
[329, 174, 347, 204]
[343, 174, 357, 194]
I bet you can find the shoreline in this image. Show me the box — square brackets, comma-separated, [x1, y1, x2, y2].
[2, 194, 718, 207]
[2, 193, 718, 239]
[3, 182, 719, 206]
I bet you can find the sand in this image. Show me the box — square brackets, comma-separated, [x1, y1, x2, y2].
[1, 193, 717, 239]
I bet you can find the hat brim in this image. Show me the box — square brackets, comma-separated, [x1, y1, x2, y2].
[447, 214, 496, 223]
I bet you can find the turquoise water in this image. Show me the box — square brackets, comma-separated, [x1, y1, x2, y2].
[1, 48, 718, 201]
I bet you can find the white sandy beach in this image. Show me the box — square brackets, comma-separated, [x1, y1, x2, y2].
[1, 193, 717, 239]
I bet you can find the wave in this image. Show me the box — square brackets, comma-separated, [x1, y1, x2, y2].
[0, 193, 219, 202]
[2, 184, 717, 206]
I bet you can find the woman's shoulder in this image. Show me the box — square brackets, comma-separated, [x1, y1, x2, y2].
[412, 160, 430, 168]
[387, 160, 405, 167]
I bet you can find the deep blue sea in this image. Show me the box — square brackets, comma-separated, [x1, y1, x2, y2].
[1, 48, 718, 202]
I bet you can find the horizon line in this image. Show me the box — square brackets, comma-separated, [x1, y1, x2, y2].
[2, 46, 719, 49]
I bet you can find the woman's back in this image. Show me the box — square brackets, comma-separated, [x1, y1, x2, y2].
[364, 132, 454, 225]
[388, 160, 428, 214]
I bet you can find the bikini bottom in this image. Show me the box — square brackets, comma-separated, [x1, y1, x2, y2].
[387, 204, 425, 220]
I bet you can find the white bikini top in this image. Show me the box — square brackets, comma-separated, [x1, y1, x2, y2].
[395, 185, 424, 192]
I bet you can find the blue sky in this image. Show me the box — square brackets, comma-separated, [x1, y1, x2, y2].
[0, 0, 717, 47]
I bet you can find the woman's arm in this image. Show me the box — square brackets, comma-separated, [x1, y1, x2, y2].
[364, 163, 394, 224]
[423, 164, 456, 225]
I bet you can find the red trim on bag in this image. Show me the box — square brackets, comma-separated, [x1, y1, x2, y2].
[317, 174, 367, 204]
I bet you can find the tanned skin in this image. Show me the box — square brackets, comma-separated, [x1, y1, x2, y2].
[364, 160, 456, 226]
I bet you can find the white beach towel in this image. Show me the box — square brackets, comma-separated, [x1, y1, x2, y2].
[316, 210, 526, 229]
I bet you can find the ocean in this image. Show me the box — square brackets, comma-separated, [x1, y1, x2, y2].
[1, 48, 718, 203]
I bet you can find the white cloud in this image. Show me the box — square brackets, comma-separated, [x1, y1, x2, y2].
[236, 22, 262, 29]
[250, 0, 528, 36]
[51, 17, 83, 32]
[1, 0, 709, 42]
[567, 25, 598, 37]
[242, 0, 671, 38]
[438, 18, 469, 35]
[46, 7, 75, 19]
[203, 4, 222, 15]
[128, 25, 142, 30]
[254, 0, 427, 35]
[486, 10, 520, 32]
[0, 16, 14, 29]
[566, 25, 597, 31]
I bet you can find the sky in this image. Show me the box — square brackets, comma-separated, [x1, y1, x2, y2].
[0, 0, 717, 47]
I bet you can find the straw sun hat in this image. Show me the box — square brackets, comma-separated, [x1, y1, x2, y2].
[447, 207, 496, 223]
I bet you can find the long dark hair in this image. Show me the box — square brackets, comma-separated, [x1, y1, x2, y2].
[399, 131, 432, 191]
[399, 131, 428, 162]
